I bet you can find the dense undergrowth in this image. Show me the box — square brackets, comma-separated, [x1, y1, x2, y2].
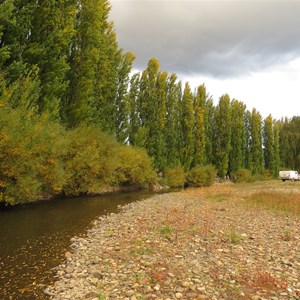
[0, 104, 157, 205]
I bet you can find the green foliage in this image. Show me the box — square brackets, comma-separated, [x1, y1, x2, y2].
[115, 146, 157, 188]
[214, 94, 231, 178]
[164, 74, 182, 167]
[263, 114, 280, 178]
[63, 126, 119, 196]
[186, 165, 216, 187]
[115, 51, 136, 143]
[279, 117, 300, 171]
[0, 104, 156, 204]
[231, 168, 254, 183]
[0, 104, 66, 204]
[249, 108, 264, 175]
[193, 84, 207, 167]
[229, 99, 246, 173]
[127, 72, 141, 145]
[226, 230, 241, 244]
[1, 68, 40, 110]
[181, 82, 194, 171]
[164, 166, 185, 188]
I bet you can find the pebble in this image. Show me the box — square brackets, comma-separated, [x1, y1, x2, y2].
[45, 191, 300, 300]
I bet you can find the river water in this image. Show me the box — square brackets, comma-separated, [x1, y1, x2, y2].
[0, 191, 156, 299]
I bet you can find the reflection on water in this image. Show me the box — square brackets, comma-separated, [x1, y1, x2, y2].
[0, 191, 155, 299]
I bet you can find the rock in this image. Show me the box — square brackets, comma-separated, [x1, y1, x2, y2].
[90, 277, 98, 285]
[65, 266, 74, 273]
[125, 290, 134, 297]
[43, 288, 55, 296]
[45, 191, 300, 300]
[281, 258, 293, 266]
[85, 291, 99, 299]
[92, 271, 103, 279]
[65, 251, 73, 259]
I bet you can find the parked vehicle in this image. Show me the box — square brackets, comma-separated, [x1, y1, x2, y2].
[279, 170, 300, 181]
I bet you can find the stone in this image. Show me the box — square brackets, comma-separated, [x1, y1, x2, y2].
[175, 292, 183, 299]
[85, 291, 99, 299]
[43, 288, 55, 296]
[65, 266, 74, 274]
[65, 251, 73, 259]
[125, 290, 134, 297]
[92, 271, 103, 279]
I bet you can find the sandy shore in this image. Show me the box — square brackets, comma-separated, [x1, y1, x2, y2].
[45, 187, 300, 299]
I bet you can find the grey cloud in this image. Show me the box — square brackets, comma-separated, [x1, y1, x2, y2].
[110, 1, 300, 78]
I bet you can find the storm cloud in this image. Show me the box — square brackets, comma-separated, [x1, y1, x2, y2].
[110, 1, 300, 78]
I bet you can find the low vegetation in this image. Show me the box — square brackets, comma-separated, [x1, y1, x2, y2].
[0, 105, 157, 205]
[163, 166, 185, 188]
[185, 165, 216, 187]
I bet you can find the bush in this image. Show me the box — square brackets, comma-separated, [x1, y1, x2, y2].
[231, 168, 254, 183]
[63, 126, 119, 196]
[164, 166, 185, 188]
[0, 104, 157, 204]
[115, 145, 156, 188]
[186, 165, 216, 187]
[0, 105, 67, 204]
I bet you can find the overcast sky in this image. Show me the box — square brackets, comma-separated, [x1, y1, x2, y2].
[110, 0, 300, 119]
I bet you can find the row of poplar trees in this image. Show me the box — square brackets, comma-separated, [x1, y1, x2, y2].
[1, 0, 299, 179]
[126, 58, 299, 177]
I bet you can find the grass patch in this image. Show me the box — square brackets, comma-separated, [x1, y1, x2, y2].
[226, 230, 241, 244]
[282, 229, 292, 241]
[130, 247, 154, 256]
[242, 191, 300, 215]
[159, 226, 172, 235]
[98, 293, 106, 300]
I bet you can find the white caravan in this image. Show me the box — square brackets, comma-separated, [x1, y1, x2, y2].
[279, 170, 300, 181]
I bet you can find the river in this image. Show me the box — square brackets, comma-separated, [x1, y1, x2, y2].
[0, 190, 156, 299]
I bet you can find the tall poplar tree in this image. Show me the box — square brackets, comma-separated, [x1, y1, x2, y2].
[164, 74, 182, 167]
[155, 70, 168, 170]
[115, 51, 135, 143]
[273, 120, 281, 177]
[1, 0, 75, 118]
[0, 0, 34, 83]
[127, 72, 141, 145]
[204, 98, 214, 165]
[28, 0, 76, 118]
[263, 114, 275, 175]
[137, 58, 164, 169]
[229, 99, 246, 173]
[0, 0, 15, 69]
[66, 0, 123, 129]
[244, 110, 252, 169]
[249, 108, 264, 175]
[214, 94, 231, 178]
[279, 117, 300, 170]
[193, 84, 207, 166]
[181, 82, 194, 171]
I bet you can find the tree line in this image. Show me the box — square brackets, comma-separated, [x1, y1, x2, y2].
[0, 1, 299, 204]
[124, 58, 299, 178]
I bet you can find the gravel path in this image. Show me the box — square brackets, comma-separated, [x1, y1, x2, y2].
[45, 189, 300, 300]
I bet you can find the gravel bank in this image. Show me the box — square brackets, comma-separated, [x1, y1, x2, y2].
[46, 190, 300, 300]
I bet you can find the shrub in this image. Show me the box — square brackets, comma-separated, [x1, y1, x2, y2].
[231, 168, 254, 183]
[63, 126, 119, 196]
[186, 165, 216, 187]
[164, 166, 185, 188]
[115, 145, 156, 188]
[0, 105, 66, 204]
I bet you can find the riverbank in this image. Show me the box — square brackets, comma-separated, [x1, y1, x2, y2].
[46, 182, 300, 299]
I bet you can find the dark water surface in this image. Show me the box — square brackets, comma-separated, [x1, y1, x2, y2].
[0, 191, 156, 299]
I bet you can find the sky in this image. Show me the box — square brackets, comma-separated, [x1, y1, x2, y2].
[110, 0, 300, 119]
